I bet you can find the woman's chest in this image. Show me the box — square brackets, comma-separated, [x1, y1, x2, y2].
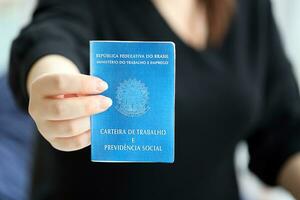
[175, 49, 264, 147]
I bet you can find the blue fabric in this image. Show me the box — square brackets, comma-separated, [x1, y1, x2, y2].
[0, 75, 34, 200]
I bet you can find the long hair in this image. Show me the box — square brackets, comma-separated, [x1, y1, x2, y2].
[204, 0, 236, 46]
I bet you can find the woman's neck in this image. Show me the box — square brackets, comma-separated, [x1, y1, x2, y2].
[152, 0, 208, 50]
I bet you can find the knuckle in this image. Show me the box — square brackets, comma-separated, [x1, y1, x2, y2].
[52, 74, 66, 91]
[84, 100, 97, 114]
[80, 78, 91, 93]
[65, 121, 77, 135]
[52, 122, 65, 136]
[72, 137, 84, 149]
[52, 102, 65, 116]
[31, 75, 47, 93]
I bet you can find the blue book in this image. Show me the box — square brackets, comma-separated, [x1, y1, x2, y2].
[90, 41, 175, 163]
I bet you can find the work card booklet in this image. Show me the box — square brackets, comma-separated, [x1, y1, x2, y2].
[90, 41, 175, 163]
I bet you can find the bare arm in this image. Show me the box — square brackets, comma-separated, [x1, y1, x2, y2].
[278, 153, 300, 199]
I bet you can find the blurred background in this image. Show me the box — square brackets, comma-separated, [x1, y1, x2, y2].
[0, 0, 299, 200]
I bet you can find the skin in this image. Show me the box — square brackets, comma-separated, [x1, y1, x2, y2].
[26, 0, 300, 197]
[278, 153, 300, 198]
[152, 0, 208, 50]
[27, 55, 112, 151]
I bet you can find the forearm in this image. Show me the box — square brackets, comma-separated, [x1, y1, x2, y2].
[27, 55, 80, 94]
[278, 153, 300, 199]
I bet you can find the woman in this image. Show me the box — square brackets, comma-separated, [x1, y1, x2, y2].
[9, 0, 300, 199]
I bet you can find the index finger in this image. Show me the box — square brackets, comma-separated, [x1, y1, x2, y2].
[32, 73, 108, 97]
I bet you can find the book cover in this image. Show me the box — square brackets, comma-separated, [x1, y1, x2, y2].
[90, 41, 175, 163]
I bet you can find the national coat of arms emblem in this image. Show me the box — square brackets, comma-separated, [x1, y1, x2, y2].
[115, 78, 150, 117]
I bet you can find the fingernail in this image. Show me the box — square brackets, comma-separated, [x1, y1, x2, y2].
[97, 80, 108, 92]
[100, 97, 112, 109]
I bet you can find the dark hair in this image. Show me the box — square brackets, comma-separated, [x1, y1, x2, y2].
[204, 0, 236, 46]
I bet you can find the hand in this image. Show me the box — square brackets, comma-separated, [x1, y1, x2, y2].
[28, 73, 112, 151]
